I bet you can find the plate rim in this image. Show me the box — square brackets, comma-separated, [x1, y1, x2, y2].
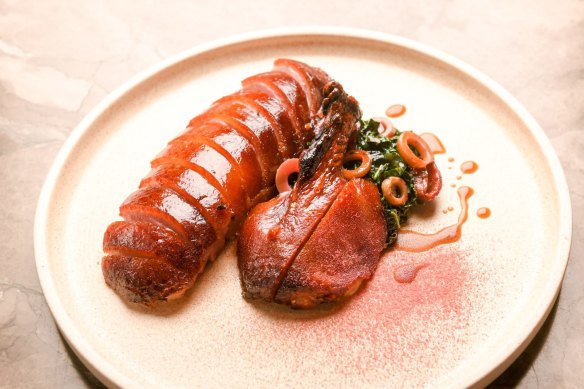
[33, 26, 572, 389]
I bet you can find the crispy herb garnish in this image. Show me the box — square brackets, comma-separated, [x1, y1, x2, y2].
[354, 119, 419, 246]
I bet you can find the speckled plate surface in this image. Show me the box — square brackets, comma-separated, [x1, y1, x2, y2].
[34, 28, 571, 388]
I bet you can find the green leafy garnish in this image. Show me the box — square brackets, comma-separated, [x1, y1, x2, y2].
[354, 119, 419, 245]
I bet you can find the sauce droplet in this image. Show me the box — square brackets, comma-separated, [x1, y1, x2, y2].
[385, 104, 406, 118]
[456, 175, 462, 180]
[420, 133, 446, 154]
[393, 263, 427, 283]
[477, 207, 491, 219]
[461, 161, 478, 174]
[395, 186, 474, 252]
[448, 157, 455, 163]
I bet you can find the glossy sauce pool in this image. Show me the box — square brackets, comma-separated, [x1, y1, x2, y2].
[393, 262, 428, 283]
[477, 207, 491, 219]
[385, 104, 407, 118]
[395, 186, 474, 252]
[461, 161, 478, 174]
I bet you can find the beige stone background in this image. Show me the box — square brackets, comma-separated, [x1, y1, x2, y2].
[0, 0, 582, 387]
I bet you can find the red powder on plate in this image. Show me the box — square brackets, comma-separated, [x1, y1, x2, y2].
[258, 246, 472, 383]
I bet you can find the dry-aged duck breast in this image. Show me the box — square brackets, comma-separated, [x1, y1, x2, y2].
[237, 82, 387, 309]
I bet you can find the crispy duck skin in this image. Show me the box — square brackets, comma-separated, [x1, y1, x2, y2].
[102, 59, 331, 304]
[237, 82, 387, 309]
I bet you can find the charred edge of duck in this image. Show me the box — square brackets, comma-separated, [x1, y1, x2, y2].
[299, 82, 361, 181]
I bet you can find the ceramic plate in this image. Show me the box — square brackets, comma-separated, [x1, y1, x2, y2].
[34, 28, 571, 388]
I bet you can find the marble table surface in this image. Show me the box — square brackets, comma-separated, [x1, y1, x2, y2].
[1, 0, 582, 387]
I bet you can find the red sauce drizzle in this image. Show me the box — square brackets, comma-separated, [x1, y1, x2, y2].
[395, 186, 473, 252]
[385, 104, 406, 118]
[420, 133, 446, 154]
[393, 262, 427, 283]
[477, 207, 491, 219]
[461, 160, 478, 174]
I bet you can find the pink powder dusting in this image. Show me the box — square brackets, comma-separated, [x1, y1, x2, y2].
[254, 246, 473, 385]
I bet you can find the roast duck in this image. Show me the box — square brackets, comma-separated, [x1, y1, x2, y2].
[102, 58, 436, 308]
[237, 82, 387, 309]
[102, 59, 332, 304]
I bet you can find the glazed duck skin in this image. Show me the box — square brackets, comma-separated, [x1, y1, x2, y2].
[237, 82, 387, 309]
[102, 59, 331, 304]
